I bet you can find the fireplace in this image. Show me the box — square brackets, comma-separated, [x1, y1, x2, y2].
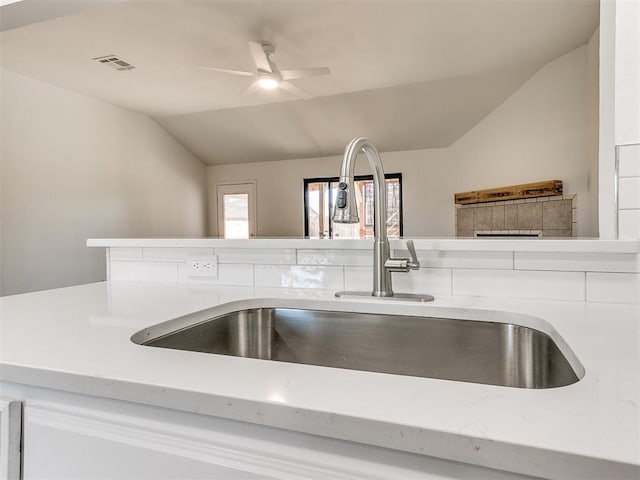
[454, 181, 576, 238]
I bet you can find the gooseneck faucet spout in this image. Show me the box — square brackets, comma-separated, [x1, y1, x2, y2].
[333, 137, 392, 296]
[333, 137, 429, 301]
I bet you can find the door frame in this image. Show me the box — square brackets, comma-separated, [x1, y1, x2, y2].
[215, 181, 257, 238]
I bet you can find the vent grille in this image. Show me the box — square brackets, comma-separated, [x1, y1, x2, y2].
[93, 55, 135, 71]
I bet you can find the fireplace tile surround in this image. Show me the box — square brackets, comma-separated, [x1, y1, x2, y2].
[455, 195, 577, 238]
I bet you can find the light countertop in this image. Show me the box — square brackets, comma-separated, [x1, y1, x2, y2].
[87, 237, 640, 253]
[1, 282, 638, 479]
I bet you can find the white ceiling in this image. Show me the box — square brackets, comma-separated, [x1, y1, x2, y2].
[157, 63, 537, 164]
[0, 0, 599, 164]
[0, 0, 125, 32]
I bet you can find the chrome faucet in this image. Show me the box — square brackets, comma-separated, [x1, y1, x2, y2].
[333, 137, 433, 302]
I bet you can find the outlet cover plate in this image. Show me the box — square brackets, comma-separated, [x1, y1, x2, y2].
[186, 254, 218, 278]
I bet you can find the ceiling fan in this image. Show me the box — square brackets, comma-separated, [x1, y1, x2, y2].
[198, 41, 330, 99]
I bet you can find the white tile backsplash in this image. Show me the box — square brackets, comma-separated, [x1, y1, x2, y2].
[618, 177, 640, 209]
[616, 144, 640, 241]
[104, 245, 639, 305]
[216, 248, 295, 265]
[297, 249, 372, 266]
[452, 269, 585, 301]
[395, 250, 513, 269]
[619, 209, 640, 240]
[254, 265, 344, 289]
[109, 247, 143, 261]
[344, 267, 451, 294]
[343, 266, 373, 291]
[178, 263, 253, 286]
[515, 252, 640, 273]
[587, 273, 640, 304]
[618, 144, 640, 177]
[110, 261, 178, 282]
[392, 268, 452, 295]
[143, 247, 214, 263]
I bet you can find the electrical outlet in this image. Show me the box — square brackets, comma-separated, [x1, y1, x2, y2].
[186, 254, 218, 278]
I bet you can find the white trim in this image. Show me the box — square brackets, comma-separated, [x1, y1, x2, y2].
[215, 181, 257, 239]
[0, 398, 22, 480]
[599, 0, 617, 238]
[615, 145, 620, 238]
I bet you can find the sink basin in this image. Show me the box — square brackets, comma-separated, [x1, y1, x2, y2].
[132, 304, 583, 389]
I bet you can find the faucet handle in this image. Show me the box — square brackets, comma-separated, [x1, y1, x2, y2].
[384, 241, 420, 273]
[406, 240, 420, 269]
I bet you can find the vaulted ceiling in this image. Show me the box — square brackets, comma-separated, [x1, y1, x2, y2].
[0, 0, 599, 164]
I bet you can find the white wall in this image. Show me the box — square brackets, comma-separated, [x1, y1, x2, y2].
[614, 0, 640, 146]
[613, 0, 640, 240]
[447, 43, 597, 237]
[207, 149, 449, 238]
[208, 43, 598, 238]
[0, 69, 207, 296]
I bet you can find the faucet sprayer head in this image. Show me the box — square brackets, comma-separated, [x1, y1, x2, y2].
[332, 176, 359, 223]
[333, 137, 369, 224]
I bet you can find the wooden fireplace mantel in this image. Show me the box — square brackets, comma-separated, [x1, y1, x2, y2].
[454, 180, 563, 205]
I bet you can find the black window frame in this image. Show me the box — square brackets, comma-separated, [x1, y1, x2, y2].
[303, 173, 403, 238]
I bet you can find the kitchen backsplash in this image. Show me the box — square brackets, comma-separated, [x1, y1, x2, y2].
[618, 143, 640, 239]
[106, 246, 639, 304]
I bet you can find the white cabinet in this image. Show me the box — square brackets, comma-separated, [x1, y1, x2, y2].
[0, 397, 22, 480]
[24, 408, 270, 479]
[2, 382, 532, 480]
[22, 400, 273, 479]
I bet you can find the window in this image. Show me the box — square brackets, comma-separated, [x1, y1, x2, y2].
[303, 174, 403, 239]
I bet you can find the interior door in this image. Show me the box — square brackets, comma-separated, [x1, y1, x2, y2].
[216, 183, 256, 239]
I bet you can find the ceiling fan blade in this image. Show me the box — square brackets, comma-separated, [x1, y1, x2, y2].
[279, 81, 312, 99]
[197, 65, 255, 76]
[242, 80, 263, 96]
[280, 67, 331, 80]
[248, 41, 272, 73]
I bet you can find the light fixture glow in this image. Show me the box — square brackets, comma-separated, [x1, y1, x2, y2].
[258, 77, 279, 89]
[268, 393, 287, 403]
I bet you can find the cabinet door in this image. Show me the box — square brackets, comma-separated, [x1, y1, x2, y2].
[20, 394, 534, 480]
[0, 398, 22, 480]
[23, 402, 273, 479]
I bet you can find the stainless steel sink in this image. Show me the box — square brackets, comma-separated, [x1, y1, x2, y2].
[133, 305, 583, 389]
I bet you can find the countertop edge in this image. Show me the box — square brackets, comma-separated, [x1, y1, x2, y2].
[86, 238, 640, 253]
[2, 366, 637, 480]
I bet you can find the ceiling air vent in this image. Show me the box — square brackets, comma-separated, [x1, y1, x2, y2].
[93, 55, 135, 71]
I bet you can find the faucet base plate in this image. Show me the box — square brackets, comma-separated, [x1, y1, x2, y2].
[335, 291, 435, 303]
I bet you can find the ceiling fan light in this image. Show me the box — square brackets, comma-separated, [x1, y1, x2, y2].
[258, 76, 279, 89]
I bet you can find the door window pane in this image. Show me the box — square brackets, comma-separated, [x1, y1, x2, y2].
[222, 193, 249, 239]
[305, 182, 331, 238]
[384, 177, 401, 238]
